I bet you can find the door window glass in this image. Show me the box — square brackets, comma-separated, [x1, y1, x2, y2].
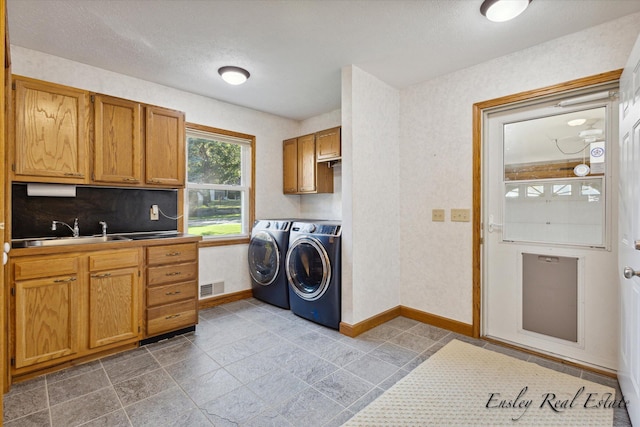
[502, 106, 608, 247]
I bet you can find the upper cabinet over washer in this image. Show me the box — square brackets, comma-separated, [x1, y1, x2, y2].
[283, 126, 340, 195]
[13, 77, 90, 183]
[11, 76, 186, 189]
[316, 126, 341, 162]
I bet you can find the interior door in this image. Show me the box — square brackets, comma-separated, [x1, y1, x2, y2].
[617, 33, 640, 426]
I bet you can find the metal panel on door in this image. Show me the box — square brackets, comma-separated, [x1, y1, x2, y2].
[522, 253, 578, 342]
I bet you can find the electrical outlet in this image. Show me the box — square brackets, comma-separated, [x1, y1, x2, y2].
[150, 205, 159, 221]
[451, 208, 471, 222]
[432, 209, 445, 222]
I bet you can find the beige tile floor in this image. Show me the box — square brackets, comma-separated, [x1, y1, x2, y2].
[2, 298, 632, 426]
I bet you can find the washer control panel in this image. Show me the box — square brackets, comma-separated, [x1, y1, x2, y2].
[291, 222, 341, 236]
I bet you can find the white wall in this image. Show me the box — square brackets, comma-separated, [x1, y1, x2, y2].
[10, 46, 302, 296]
[398, 13, 640, 326]
[342, 66, 401, 324]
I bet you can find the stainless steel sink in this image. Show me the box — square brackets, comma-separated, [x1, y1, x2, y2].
[13, 235, 132, 248]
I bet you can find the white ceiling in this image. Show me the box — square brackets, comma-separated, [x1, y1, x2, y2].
[6, 0, 640, 120]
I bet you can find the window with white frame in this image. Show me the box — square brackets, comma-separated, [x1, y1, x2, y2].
[186, 126, 253, 240]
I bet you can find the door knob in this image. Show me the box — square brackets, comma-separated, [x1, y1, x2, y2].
[623, 267, 640, 279]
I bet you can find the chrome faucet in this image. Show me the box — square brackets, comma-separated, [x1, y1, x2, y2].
[52, 218, 80, 238]
[99, 221, 108, 237]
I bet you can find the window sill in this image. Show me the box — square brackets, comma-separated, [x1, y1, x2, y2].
[197, 236, 250, 248]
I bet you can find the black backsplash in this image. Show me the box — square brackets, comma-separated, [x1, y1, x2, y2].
[12, 183, 178, 239]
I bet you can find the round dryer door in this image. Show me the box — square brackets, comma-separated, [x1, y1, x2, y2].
[286, 237, 331, 301]
[248, 231, 280, 286]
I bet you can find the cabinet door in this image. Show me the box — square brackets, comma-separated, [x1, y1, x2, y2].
[13, 78, 89, 183]
[297, 134, 317, 193]
[145, 105, 185, 187]
[88, 266, 140, 349]
[283, 138, 298, 193]
[14, 275, 79, 368]
[316, 127, 341, 161]
[88, 249, 141, 349]
[93, 95, 142, 184]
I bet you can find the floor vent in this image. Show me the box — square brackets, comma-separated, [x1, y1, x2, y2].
[213, 281, 225, 295]
[199, 283, 213, 299]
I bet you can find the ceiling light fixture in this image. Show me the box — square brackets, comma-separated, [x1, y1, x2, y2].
[480, 0, 532, 22]
[567, 118, 586, 127]
[218, 66, 250, 85]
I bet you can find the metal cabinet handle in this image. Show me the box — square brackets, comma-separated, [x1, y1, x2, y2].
[91, 273, 112, 278]
[623, 267, 640, 279]
[122, 177, 138, 182]
[165, 272, 182, 277]
[165, 314, 181, 320]
[63, 172, 84, 177]
[165, 291, 182, 296]
[166, 252, 181, 257]
[53, 277, 77, 283]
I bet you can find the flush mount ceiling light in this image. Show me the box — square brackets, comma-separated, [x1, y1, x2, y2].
[218, 66, 250, 85]
[567, 118, 586, 127]
[480, 0, 532, 22]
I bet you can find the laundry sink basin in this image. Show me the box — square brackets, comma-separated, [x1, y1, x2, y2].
[12, 235, 132, 248]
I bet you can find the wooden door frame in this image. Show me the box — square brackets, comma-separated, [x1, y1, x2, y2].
[471, 70, 623, 338]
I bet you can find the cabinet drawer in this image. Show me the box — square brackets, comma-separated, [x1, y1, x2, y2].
[147, 281, 196, 307]
[89, 249, 140, 272]
[146, 243, 197, 266]
[147, 299, 197, 335]
[147, 262, 197, 286]
[14, 257, 79, 281]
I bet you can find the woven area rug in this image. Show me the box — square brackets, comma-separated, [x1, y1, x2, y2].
[344, 340, 617, 426]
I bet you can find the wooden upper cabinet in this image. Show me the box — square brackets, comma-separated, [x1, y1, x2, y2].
[11, 77, 187, 188]
[297, 134, 317, 193]
[93, 95, 142, 184]
[316, 126, 341, 161]
[283, 138, 298, 194]
[13, 77, 90, 183]
[145, 106, 185, 187]
[282, 134, 333, 194]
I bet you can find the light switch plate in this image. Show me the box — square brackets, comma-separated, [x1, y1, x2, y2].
[451, 208, 470, 222]
[432, 209, 445, 222]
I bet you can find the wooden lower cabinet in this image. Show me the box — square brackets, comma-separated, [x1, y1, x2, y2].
[13, 255, 80, 369]
[88, 250, 142, 349]
[14, 271, 79, 369]
[10, 248, 143, 376]
[8, 239, 199, 382]
[145, 243, 199, 338]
